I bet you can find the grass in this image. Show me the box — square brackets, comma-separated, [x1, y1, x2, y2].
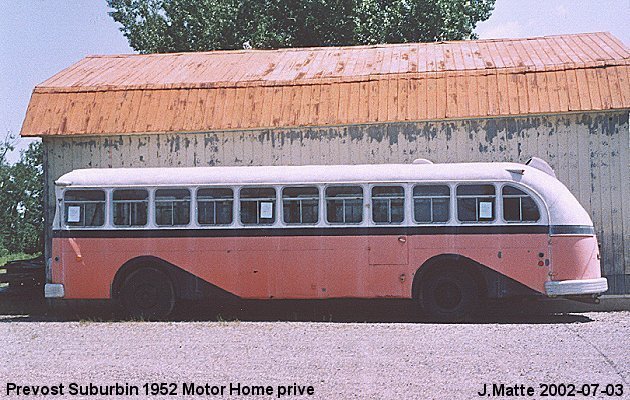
[0, 252, 40, 267]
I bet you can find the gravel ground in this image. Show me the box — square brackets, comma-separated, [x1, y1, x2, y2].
[1, 311, 628, 399]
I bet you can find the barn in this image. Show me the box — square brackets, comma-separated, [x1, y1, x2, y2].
[20, 32, 630, 294]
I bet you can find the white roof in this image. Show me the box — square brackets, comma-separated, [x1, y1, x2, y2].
[56, 162, 539, 186]
[55, 162, 593, 226]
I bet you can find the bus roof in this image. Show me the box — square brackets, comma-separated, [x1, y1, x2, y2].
[57, 162, 542, 187]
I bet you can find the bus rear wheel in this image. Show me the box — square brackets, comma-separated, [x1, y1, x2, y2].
[120, 267, 175, 320]
[420, 268, 479, 322]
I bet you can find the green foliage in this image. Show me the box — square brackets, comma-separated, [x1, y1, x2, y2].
[0, 137, 43, 257]
[0, 252, 41, 267]
[107, 0, 495, 52]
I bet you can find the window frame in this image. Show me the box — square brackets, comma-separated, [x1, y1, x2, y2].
[455, 183, 497, 224]
[111, 188, 150, 228]
[281, 186, 320, 225]
[501, 184, 542, 224]
[62, 189, 107, 228]
[370, 184, 406, 225]
[324, 184, 365, 225]
[412, 184, 451, 224]
[196, 187, 235, 226]
[154, 187, 192, 227]
[238, 186, 277, 226]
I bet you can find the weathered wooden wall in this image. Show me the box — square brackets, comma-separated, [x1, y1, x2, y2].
[43, 111, 629, 293]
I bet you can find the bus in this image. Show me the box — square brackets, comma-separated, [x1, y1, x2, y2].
[45, 158, 608, 320]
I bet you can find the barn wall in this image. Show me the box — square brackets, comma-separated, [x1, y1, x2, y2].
[43, 111, 629, 294]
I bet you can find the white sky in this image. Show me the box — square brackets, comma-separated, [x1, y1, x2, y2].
[1, 0, 628, 164]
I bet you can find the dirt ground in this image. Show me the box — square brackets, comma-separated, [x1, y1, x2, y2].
[0, 305, 628, 399]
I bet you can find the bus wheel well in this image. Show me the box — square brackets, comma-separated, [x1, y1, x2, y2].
[111, 256, 185, 301]
[411, 254, 487, 302]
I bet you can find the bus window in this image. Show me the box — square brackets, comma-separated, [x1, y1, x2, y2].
[197, 188, 233, 225]
[457, 184, 495, 222]
[155, 188, 191, 226]
[372, 186, 404, 224]
[282, 187, 319, 224]
[240, 187, 276, 225]
[413, 185, 450, 223]
[113, 189, 148, 227]
[326, 186, 363, 224]
[64, 189, 105, 227]
[502, 185, 540, 222]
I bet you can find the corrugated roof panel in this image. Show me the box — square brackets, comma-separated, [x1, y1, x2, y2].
[596, 68, 613, 110]
[200, 89, 217, 130]
[607, 67, 624, 109]
[476, 74, 489, 117]
[506, 73, 520, 115]
[548, 71, 562, 112]
[537, 72, 551, 112]
[497, 73, 510, 115]
[486, 73, 500, 116]
[586, 68, 603, 110]
[574, 69, 591, 110]
[565, 69, 582, 111]
[21, 33, 630, 136]
[601, 32, 630, 58]
[180, 88, 200, 132]
[555, 70, 569, 112]
[450, 74, 463, 118]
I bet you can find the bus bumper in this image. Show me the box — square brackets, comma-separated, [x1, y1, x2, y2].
[44, 283, 65, 298]
[545, 278, 608, 296]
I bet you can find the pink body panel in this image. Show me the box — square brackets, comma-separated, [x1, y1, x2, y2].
[550, 235, 601, 280]
[52, 233, 557, 300]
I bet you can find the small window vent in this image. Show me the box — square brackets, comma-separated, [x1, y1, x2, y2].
[412, 159, 433, 165]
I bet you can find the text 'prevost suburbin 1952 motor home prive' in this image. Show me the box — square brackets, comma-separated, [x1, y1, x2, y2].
[45, 157, 607, 320]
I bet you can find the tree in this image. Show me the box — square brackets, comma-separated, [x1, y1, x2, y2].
[107, 0, 495, 52]
[0, 137, 43, 256]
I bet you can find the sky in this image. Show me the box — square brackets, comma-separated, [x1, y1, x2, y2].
[1, 0, 628, 164]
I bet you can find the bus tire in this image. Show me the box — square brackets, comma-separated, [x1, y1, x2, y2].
[120, 267, 175, 320]
[420, 267, 479, 322]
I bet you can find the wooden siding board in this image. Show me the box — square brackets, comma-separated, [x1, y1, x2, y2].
[359, 81, 370, 123]
[19, 93, 44, 135]
[537, 72, 551, 112]
[606, 67, 624, 109]
[455, 74, 469, 118]
[595, 67, 613, 110]
[36, 93, 63, 135]
[121, 89, 146, 133]
[386, 78, 398, 121]
[525, 73, 540, 113]
[435, 74, 447, 119]
[554, 70, 570, 112]
[497, 74, 510, 115]
[585, 68, 603, 110]
[336, 83, 352, 124]
[606, 115, 624, 278]
[486, 73, 500, 116]
[444, 74, 463, 118]
[398, 78, 409, 121]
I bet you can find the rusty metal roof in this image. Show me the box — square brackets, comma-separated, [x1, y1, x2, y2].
[21, 32, 630, 137]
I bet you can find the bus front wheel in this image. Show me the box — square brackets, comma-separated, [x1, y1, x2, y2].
[120, 267, 175, 320]
[420, 268, 479, 322]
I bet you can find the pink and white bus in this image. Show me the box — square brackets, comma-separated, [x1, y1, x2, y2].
[45, 158, 607, 320]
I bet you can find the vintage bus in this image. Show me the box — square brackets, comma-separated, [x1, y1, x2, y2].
[45, 158, 608, 320]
